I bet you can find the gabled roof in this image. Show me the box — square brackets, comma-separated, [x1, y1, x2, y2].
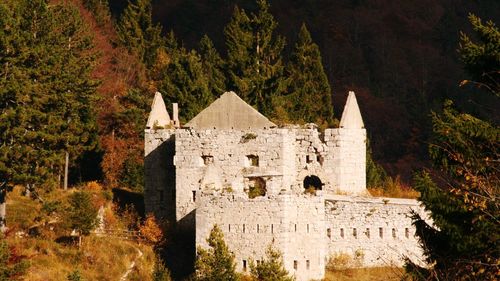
[339, 91, 364, 129]
[146, 92, 171, 129]
[185, 91, 275, 130]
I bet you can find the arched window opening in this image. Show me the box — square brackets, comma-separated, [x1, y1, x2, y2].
[303, 175, 323, 194]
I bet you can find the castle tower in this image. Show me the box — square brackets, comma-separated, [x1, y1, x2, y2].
[329, 91, 367, 195]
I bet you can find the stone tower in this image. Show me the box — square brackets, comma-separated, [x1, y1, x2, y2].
[330, 91, 366, 194]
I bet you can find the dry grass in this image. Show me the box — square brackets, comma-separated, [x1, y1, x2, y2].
[325, 267, 406, 281]
[368, 176, 420, 199]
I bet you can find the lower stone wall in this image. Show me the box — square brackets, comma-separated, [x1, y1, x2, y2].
[196, 193, 325, 281]
[325, 195, 428, 267]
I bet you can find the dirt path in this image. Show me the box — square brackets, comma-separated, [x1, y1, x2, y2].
[119, 247, 144, 281]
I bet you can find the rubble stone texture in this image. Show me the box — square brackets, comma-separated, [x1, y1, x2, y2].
[144, 91, 427, 281]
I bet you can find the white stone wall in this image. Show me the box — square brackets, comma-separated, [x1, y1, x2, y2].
[196, 193, 325, 281]
[325, 195, 428, 267]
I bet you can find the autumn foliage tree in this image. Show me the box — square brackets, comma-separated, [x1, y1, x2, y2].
[139, 213, 164, 245]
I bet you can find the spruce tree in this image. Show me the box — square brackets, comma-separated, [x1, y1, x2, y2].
[250, 244, 294, 281]
[406, 15, 499, 280]
[286, 24, 333, 126]
[117, 0, 164, 68]
[199, 35, 226, 96]
[160, 33, 213, 122]
[224, 0, 287, 116]
[195, 225, 239, 281]
[67, 191, 98, 247]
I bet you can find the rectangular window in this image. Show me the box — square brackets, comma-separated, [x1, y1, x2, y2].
[306, 155, 312, 163]
[271, 224, 274, 234]
[257, 224, 260, 233]
[295, 224, 297, 232]
[202, 155, 214, 165]
[379, 227, 383, 238]
[353, 228, 357, 238]
[228, 224, 231, 232]
[293, 260, 298, 270]
[246, 155, 259, 167]
[307, 224, 310, 233]
[243, 224, 246, 233]
[327, 228, 331, 238]
[405, 228, 410, 238]
[192, 190, 196, 202]
[340, 228, 344, 238]
[392, 228, 397, 238]
[306, 260, 310, 270]
[366, 228, 370, 238]
[243, 260, 247, 271]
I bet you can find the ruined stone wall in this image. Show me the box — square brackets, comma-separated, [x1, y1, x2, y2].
[325, 195, 427, 267]
[144, 129, 176, 221]
[196, 193, 325, 281]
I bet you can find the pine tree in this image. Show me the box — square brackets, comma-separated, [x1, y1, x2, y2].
[285, 24, 333, 126]
[0, 238, 29, 280]
[117, 0, 164, 68]
[250, 244, 294, 281]
[224, 0, 287, 117]
[160, 33, 213, 122]
[67, 191, 98, 247]
[195, 225, 239, 281]
[406, 15, 499, 280]
[459, 14, 500, 96]
[199, 35, 226, 96]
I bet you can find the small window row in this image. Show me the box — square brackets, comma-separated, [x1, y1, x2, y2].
[242, 259, 311, 272]
[326, 227, 411, 239]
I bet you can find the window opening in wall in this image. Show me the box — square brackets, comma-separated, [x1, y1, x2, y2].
[243, 260, 247, 271]
[159, 190, 164, 202]
[228, 224, 231, 232]
[257, 224, 260, 233]
[271, 224, 274, 233]
[307, 224, 310, 233]
[366, 228, 370, 238]
[340, 228, 344, 238]
[303, 175, 323, 194]
[306, 260, 310, 270]
[295, 224, 297, 232]
[353, 228, 357, 238]
[405, 228, 410, 238]
[293, 260, 298, 270]
[243, 224, 246, 233]
[379, 227, 383, 238]
[327, 228, 331, 238]
[192, 190, 196, 202]
[392, 228, 396, 238]
[246, 155, 259, 167]
[246, 177, 266, 199]
[306, 155, 313, 163]
[202, 155, 214, 165]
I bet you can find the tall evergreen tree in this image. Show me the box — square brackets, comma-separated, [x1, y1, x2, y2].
[117, 0, 164, 68]
[250, 244, 295, 281]
[160, 33, 213, 122]
[406, 15, 499, 280]
[199, 35, 226, 96]
[285, 24, 333, 125]
[224, 0, 287, 116]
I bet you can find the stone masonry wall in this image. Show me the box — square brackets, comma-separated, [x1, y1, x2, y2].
[196, 193, 325, 281]
[325, 195, 428, 267]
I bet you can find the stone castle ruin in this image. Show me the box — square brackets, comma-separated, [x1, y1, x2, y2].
[145, 91, 427, 280]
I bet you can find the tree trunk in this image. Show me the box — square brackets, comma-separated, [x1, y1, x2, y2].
[0, 184, 6, 233]
[64, 151, 69, 190]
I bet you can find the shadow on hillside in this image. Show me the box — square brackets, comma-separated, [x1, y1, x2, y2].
[112, 188, 145, 218]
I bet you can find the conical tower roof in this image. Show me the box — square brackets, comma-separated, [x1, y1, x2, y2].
[339, 91, 364, 129]
[185, 91, 275, 130]
[146, 92, 171, 129]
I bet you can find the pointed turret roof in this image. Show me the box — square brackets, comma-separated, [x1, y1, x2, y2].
[339, 91, 364, 129]
[185, 91, 275, 130]
[146, 92, 171, 129]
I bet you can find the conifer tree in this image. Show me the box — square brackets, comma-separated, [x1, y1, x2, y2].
[224, 0, 287, 116]
[199, 35, 226, 96]
[406, 15, 499, 280]
[250, 244, 294, 281]
[117, 0, 164, 68]
[195, 225, 239, 281]
[286, 24, 333, 125]
[67, 191, 98, 247]
[160, 33, 213, 122]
